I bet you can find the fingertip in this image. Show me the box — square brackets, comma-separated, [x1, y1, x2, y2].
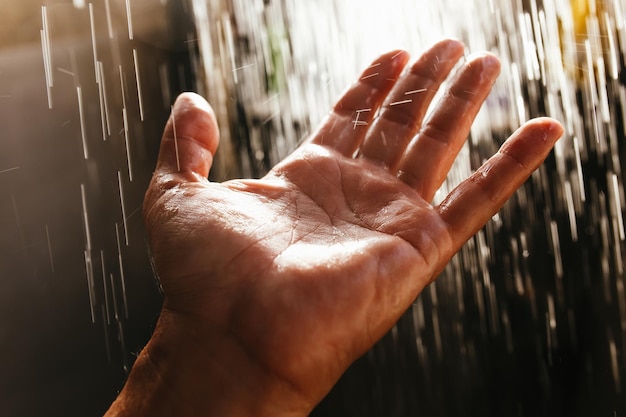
[464, 52, 501, 80]
[366, 49, 410, 77]
[155, 92, 220, 183]
[173, 92, 213, 116]
[387, 49, 410, 63]
[169, 92, 220, 155]
[514, 117, 564, 148]
[430, 38, 465, 57]
[528, 117, 565, 141]
[498, 117, 564, 170]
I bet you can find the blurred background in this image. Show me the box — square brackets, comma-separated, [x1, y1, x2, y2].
[1, 0, 626, 416]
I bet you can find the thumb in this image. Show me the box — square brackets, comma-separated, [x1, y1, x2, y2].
[154, 92, 220, 184]
[144, 93, 220, 219]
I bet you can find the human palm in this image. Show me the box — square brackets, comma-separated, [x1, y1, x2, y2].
[138, 39, 563, 416]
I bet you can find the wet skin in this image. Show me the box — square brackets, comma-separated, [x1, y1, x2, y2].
[106, 39, 563, 417]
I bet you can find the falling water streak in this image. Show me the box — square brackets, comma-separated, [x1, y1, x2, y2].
[550, 220, 563, 280]
[119, 65, 127, 110]
[115, 223, 129, 319]
[487, 279, 501, 335]
[474, 279, 487, 336]
[502, 308, 514, 353]
[101, 305, 112, 363]
[611, 174, 625, 240]
[101, 250, 111, 325]
[605, 12, 619, 80]
[411, 302, 424, 355]
[104, 0, 114, 39]
[133, 49, 144, 121]
[84, 250, 96, 323]
[41, 6, 52, 87]
[171, 106, 181, 171]
[262, 111, 280, 125]
[0, 166, 19, 175]
[352, 108, 371, 129]
[596, 57, 611, 124]
[564, 180, 579, 241]
[10, 194, 20, 227]
[233, 63, 256, 74]
[69, 46, 79, 83]
[511, 63, 526, 124]
[118, 65, 133, 181]
[546, 313, 553, 365]
[117, 318, 129, 373]
[99, 61, 111, 136]
[609, 332, 621, 393]
[97, 62, 107, 141]
[405, 88, 427, 95]
[45, 224, 54, 272]
[529, 0, 546, 84]
[430, 281, 439, 306]
[511, 238, 524, 295]
[76, 86, 89, 159]
[519, 12, 537, 81]
[432, 307, 443, 360]
[360, 72, 379, 81]
[574, 136, 586, 202]
[125, 0, 134, 40]
[122, 108, 133, 182]
[40, 6, 53, 109]
[89, 3, 98, 82]
[109, 272, 120, 321]
[223, 16, 237, 84]
[40, 37, 53, 109]
[548, 293, 557, 332]
[539, 9, 551, 86]
[585, 39, 602, 148]
[388, 99, 412, 106]
[117, 171, 129, 246]
[547, 292, 558, 363]
[80, 184, 92, 252]
[108, 271, 129, 370]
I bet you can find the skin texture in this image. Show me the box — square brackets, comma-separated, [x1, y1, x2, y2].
[104, 39, 563, 417]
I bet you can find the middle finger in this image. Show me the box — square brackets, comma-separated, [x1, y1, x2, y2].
[357, 39, 465, 168]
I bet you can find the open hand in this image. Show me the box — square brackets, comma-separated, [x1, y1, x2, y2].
[108, 39, 563, 417]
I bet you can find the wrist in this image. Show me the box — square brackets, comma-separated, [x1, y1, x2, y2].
[105, 308, 311, 417]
